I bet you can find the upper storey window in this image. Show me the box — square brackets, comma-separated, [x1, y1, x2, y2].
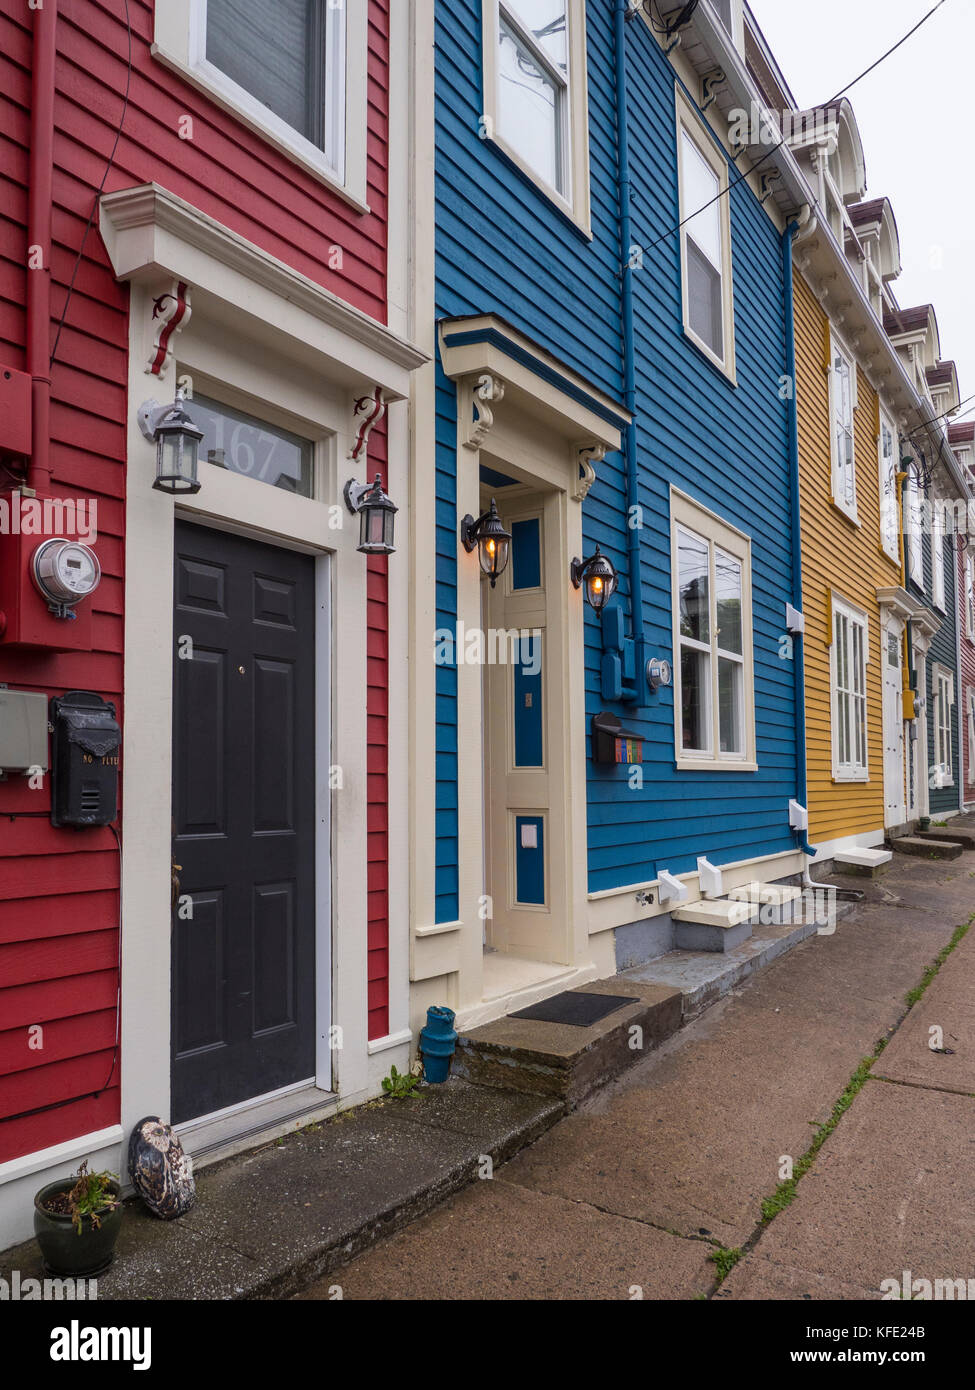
[206, 0, 345, 167]
[153, 0, 368, 204]
[676, 90, 736, 380]
[482, 1, 592, 234]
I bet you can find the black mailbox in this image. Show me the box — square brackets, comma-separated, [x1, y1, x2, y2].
[50, 691, 121, 828]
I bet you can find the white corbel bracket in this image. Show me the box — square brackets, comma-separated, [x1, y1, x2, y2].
[462, 373, 506, 451]
[348, 386, 387, 463]
[146, 278, 191, 377]
[573, 443, 607, 502]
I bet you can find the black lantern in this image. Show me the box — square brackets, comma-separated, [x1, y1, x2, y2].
[571, 545, 618, 612]
[344, 472, 397, 555]
[138, 388, 204, 495]
[460, 498, 511, 588]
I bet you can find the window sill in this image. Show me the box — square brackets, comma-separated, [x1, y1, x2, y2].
[676, 757, 758, 773]
[830, 498, 861, 528]
[150, 46, 370, 214]
[832, 773, 869, 784]
[682, 324, 737, 388]
[483, 131, 593, 241]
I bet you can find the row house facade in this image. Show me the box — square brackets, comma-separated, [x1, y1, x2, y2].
[1, 0, 971, 1250]
[0, 0, 425, 1247]
[748, 23, 972, 868]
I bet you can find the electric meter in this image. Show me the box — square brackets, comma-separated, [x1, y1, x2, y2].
[31, 538, 101, 614]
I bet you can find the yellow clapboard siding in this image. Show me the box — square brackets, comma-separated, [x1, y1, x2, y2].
[795, 271, 902, 844]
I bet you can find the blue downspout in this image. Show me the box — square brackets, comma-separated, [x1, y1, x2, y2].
[615, 0, 646, 671]
[782, 221, 817, 859]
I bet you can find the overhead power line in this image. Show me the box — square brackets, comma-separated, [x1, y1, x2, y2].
[625, 0, 949, 264]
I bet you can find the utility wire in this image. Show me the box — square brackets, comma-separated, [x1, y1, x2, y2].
[49, 0, 132, 369]
[625, 0, 949, 266]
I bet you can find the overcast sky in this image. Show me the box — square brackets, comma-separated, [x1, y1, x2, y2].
[746, 0, 973, 421]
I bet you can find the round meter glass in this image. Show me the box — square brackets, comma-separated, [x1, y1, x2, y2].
[32, 538, 102, 607]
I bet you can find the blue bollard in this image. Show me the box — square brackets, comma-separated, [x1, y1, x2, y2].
[419, 1005, 458, 1084]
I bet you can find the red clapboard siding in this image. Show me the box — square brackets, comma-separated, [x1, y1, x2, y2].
[0, 1009, 117, 1078]
[0, 0, 391, 1159]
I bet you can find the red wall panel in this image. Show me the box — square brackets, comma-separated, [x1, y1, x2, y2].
[0, 0, 391, 1159]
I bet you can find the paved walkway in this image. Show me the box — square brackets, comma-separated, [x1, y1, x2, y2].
[298, 850, 975, 1300]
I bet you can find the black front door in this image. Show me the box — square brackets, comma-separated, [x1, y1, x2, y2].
[171, 521, 317, 1123]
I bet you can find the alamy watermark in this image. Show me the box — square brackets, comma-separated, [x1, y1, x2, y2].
[0, 494, 98, 543]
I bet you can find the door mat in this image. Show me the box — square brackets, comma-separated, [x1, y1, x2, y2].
[510, 991, 633, 1028]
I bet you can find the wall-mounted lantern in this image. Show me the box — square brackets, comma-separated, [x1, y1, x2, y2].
[460, 498, 511, 588]
[138, 386, 204, 495]
[344, 472, 397, 555]
[571, 545, 617, 613]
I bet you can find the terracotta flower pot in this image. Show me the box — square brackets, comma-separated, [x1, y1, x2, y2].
[33, 1178, 123, 1276]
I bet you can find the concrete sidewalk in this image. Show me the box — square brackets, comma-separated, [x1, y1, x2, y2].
[297, 850, 975, 1300]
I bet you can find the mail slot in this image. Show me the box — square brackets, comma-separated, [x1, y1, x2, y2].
[50, 691, 121, 828]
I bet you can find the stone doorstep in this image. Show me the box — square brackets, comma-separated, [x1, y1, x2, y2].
[452, 977, 683, 1109]
[0, 1079, 564, 1302]
[891, 836, 963, 860]
[916, 828, 975, 851]
[833, 848, 894, 873]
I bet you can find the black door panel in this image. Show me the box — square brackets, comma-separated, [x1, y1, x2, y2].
[171, 522, 316, 1123]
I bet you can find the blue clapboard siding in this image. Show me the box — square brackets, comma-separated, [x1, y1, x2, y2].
[433, 0, 625, 920]
[583, 23, 797, 893]
[434, 2, 799, 910]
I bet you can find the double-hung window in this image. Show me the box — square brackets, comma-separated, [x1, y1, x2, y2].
[676, 91, 735, 378]
[906, 471, 924, 589]
[831, 595, 869, 781]
[482, 1, 591, 231]
[966, 552, 975, 641]
[932, 664, 954, 786]
[878, 411, 899, 562]
[672, 491, 754, 769]
[967, 690, 975, 783]
[153, 0, 365, 200]
[931, 505, 946, 610]
[829, 332, 857, 520]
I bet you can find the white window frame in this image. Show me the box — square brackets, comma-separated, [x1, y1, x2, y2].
[932, 662, 955, 787]
[711, 0, 745, 49]
[675, 87, 736, 382]
[830, 593, 869, 782]
[931, 504, 946, 611]
[481, 0, 592, 235]
[878, 408, 899, 563]
[967, 689, 975, 784]
[152, 0, 368, 208]
[671, 488, 755, 772]
[906, 471, 924, 591]
[828, 329, 858, 522]
[966, 551, 975, 643]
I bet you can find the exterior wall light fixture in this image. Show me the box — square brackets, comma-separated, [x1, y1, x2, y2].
[138, 385, 204, 495]
[460, 498, 511, 587]
[344, 473, 398, 555]
[571, 545, 618, 612]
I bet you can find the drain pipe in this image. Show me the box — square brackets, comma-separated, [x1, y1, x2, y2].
[27, 0, 57, 493]
[615, 0, 646, 672]
[782, 212, 819, 884]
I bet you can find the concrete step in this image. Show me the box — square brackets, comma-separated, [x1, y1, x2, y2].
[672, 896, 759, 953]
[453, 977, 682, 1109]
[728, 881, 803, 924]
[624, 897, 854, 1021]
[833, 847, 893, 878]
[916, 828, 975, 851]
[892, 835, 963, 861]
